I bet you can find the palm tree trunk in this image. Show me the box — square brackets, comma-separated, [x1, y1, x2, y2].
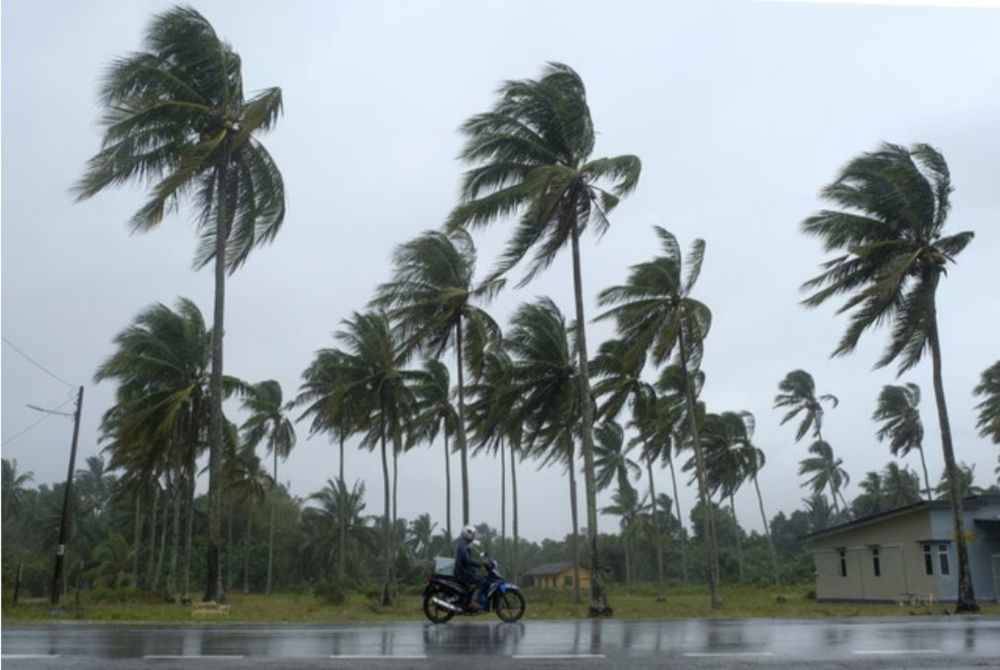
[226, 507, 234, 590]
[146, 484, 160, 589]
[339, 432, 345, 485]
[183, 458, 195, 599]
[623, 523, 632, 586]
[752, 471, 780, 585]
[153, 488, 169, 593]
[205, 155, 231, 604]
[243, 508, 252, 594]
[444, 425, 452, 540]
[267, 451, 276, 596]
[927, 290, 978, 612]
[677, 322, 721, 609]
[392, 447, 398, 527]
[647, 458, 664, 589]
[455, 318, 471, 526]
[668, 455, 689, 584]
[510, 440, 519, 582]
[132, 492, 142, 588]
[566, 437, 582, 606]
[500, 438, 507, 568]
[379, 417, 393, 607]
[568, 212, 607, 615]
[730, 494, 744, 583]
[167, 478, 181, 599]
[917, 447, 932, 501]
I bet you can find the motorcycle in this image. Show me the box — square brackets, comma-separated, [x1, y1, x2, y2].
[422, 555, 526, 624]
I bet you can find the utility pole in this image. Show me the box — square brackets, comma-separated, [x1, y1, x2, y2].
[47, 385, 84, 606]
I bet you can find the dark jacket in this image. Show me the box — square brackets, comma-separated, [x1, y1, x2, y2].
[454, 536, 482, 582]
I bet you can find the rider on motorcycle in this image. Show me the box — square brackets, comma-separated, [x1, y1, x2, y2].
[455, 525, 487, 611]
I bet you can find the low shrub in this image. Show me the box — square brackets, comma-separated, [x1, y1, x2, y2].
[314, 579, 347, 606]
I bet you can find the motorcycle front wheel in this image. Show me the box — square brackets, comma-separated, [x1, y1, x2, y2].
[423, 590, 456, 624]
[494, 590, 526, 623]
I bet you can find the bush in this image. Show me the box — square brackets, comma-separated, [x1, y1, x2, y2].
[804, 589, 816, 600]
[314, 579, 347, 606]
[86, 587, 157, 605]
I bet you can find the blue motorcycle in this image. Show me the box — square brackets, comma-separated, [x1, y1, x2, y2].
[423, 555, 525, 623]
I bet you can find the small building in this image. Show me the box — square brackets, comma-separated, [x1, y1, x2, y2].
[806, 494, 1000, 603]
[522, 562, 591, 590]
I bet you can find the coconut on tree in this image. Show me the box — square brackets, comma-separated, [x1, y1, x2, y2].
[76, 6, 287, 601]
[799, 142, 977, 611]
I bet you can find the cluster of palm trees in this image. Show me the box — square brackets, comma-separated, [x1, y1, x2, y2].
[71, 6, 998, 614]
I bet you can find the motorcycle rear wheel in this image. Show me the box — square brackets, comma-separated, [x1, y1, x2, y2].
[494, 590, 526, 623]
[423, 590, 456, 624]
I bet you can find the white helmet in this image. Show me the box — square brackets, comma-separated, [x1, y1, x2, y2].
[461, 525, 476, 541]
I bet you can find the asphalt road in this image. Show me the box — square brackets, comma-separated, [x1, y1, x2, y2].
[3, 617, 999, 669]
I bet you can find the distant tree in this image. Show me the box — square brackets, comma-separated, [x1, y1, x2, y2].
[410, 360, 460, 540]
[798, 441, 850, 515]
[935, 462, 983, 501]
[973, 361, 1000, 445]
[2, 458, 35, 520]
[800, 142, 977, 610]
[874, 384, 931, 499]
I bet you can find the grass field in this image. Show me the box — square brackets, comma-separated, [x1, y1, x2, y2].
[4, 584, 998, 624]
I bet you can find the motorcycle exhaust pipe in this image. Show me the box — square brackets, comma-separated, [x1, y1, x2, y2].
[431, 597, 462, 613]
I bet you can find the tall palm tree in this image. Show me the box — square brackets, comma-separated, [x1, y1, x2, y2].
[732, 413, 781, 584]
[371, 229, 501, 526]
[594, 421, 641, 495]
[973, 361, 1000, 445]
[873, 384, 931, 499]
[775, 370, 847, 513]
[590, 339, 664, 587]
[600, 485, 645, 585]
[596, 227, 719, 608]
[333, 311, 419, 605]
[697, 412, 750, 582]
[304, 478, 374, 581]
[76, 7, 286, 601]
[800, 143, 977, 610]
[448, 63, 641, 614]
[506, 298, 586, 604]
[240, 380, 296, 595]
[799, 441, 851, 515]
[2, 459, 34, 520]
[410, 360, 460, 540]
[224, 445, 270, 592]
[466, 345, 524, 578]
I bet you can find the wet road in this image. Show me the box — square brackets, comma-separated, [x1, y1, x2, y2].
[3, 618, 999, 669]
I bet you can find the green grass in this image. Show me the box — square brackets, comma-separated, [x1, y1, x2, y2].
[4, 585, 997, 625]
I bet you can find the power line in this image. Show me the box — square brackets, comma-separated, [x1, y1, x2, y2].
[2, 336, 75, 389]
[1, 393, 77, 448]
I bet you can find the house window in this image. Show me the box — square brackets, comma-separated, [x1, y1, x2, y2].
[564, 576, 573, 588]
[871, 547, 881, 577]
[923, 545, 933, 575]
[838, 548, 847, 577]
[938, 544, 950, 576]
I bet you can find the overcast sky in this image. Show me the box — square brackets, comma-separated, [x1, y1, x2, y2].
[3, 0, 998, 543]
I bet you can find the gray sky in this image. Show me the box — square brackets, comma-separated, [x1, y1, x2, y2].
[3, 0, 998, 543]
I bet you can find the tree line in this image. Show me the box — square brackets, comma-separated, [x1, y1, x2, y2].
[4, 6, 999, 614]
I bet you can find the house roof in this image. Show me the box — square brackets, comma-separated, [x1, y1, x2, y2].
[805, 494, 1000, 542]
[523, 561, 578, 577]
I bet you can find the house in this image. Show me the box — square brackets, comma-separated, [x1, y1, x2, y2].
[522, 562, 591, 590]
[805, 494, 1000, 603]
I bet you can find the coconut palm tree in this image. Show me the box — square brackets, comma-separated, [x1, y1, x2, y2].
[594, 421, 641, 495]
[371, 229, 501, 527]
[799, 441, 851, 515]
[596, 227, 719, 608]
[874, 384, 931, 499]
[882, 462, 922, 509]
[774, 370, 848, 513]
[240, 380, 296, 595]
[224, 445, 269, 592]
[600, 484, 645, 585]
[800, 142, 978, 610]
[2, 459, 34, 520]
[974, 361, 1000, 445]
[332, 311, 420, 605]
[409, 360, 460, 540]
[447, 63, 641, 614]
[76, 7, 286, 600]
[935, 462, 982, 501]
[803, 492, 835, 532]
[506, 298, 586, 604]
[465, 345, 523, 573]
[407, 514, 437, 561]
[731, 412, 781, 584]
[304, 478, 374, 581]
